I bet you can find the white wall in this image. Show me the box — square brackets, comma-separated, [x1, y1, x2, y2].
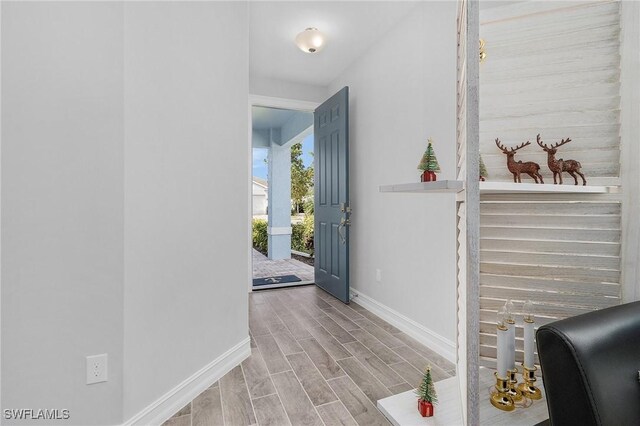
[123, 2, 249, 420]
[1, 3, 124, 424]
[329, 2, 458, 349]
[2, 2, 250, 424]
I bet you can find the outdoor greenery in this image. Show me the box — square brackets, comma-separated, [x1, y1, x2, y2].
[252, 217, 314, 256]
[252, 142, 315, 257]
[299, 189, 315, 255]
[252, 219, 268, 255]
[418, 139, 441, 172]
[303, 191, 314, 214]
[291, 223, 313, 254]
[291, 142, 314, 213]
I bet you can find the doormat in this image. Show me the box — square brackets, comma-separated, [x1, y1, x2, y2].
[253, 275, 302, 286]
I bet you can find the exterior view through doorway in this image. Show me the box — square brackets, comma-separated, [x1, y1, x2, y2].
[249, 89, 350, 304]
[250, 98, 316, 290]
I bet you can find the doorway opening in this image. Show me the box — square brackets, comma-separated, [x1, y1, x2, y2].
[250, 100, 317, 291]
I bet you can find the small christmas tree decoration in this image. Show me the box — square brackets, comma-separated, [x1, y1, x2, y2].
[480, 154, 488, 181]
[418, 138, 441, 182]
[416, 366, 438, 417]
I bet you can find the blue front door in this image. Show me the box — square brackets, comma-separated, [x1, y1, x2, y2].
[314, 87, 350, 303]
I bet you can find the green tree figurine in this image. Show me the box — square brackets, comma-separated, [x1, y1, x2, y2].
[416, 366, 438, 417]
[480, 154, 488, 181]
[418, 138, 441, 182]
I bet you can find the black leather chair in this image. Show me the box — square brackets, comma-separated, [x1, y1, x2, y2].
[536, 301, 640, 426]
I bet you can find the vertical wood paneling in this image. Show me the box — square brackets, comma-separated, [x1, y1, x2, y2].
[455, 0, 468, 419]
[457, 0, 481, 423]
[619, 1, 640, 303]
[479, 1, 622, 370]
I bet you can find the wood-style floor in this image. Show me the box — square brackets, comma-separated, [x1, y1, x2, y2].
[163, 285, 455, 426]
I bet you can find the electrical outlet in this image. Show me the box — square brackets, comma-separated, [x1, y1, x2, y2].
[86, 354, 108, 385]
[375, 269, 382, 282]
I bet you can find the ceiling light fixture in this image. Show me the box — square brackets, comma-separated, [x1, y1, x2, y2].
[295, 28, 325, 54]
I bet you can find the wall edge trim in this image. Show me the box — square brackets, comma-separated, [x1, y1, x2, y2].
[122, 337, 251, 426]
[350, 288, 456, 364]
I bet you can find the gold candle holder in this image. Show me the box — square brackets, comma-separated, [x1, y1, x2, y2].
[517, 364, 542, 400]
[490, 373, 515, 411]
[506, 368, 524, 402]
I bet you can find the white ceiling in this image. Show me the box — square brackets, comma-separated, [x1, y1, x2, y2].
[249, 1, 419, 87]
[252, 106, 298, 130]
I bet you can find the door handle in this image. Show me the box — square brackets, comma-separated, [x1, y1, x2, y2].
[337, 217, 350, 245]
[338, 203, 351, 245]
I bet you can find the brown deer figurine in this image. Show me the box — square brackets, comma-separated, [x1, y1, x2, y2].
[495, 139, 544, 184]
[536, 134, 586, 185]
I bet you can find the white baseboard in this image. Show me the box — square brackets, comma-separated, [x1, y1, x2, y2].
[122, 337, 251, 426]
[350, 289, 456, 364]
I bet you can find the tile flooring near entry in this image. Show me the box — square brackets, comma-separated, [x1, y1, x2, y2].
[252, 249, 314, 282]
[163, 285, 455, 426]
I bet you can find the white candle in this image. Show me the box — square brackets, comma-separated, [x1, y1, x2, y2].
[523, 300, 536, 369]
[506, 318, 516, 371]
[497, 325, 509, 378]
[496, 306, 509, 378]
[524, 318, 535, 368]
[505, 300, 516, 372]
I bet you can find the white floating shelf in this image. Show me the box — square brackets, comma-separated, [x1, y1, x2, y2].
[479, 181, 615, 194]
[380, 180, 617, 195]
[379, 180, 465, 193]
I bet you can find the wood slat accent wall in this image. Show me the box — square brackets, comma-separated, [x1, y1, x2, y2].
[479, 1, 622, 369]
[480, 0, 621, 186]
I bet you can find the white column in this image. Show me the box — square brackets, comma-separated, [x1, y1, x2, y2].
[267, 138, 292, 260]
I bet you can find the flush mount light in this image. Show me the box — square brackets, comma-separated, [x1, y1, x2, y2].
[295, 28, 325, 53]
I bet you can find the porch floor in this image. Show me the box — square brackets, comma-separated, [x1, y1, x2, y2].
[252, 249, 314, 282]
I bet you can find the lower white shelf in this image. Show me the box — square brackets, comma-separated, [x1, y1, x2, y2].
[377, 367, 549, 426]
[377, 375, 462, 426]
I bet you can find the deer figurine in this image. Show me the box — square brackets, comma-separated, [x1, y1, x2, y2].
[536, 134, 586, 185]
[495, 139, 544, 184]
